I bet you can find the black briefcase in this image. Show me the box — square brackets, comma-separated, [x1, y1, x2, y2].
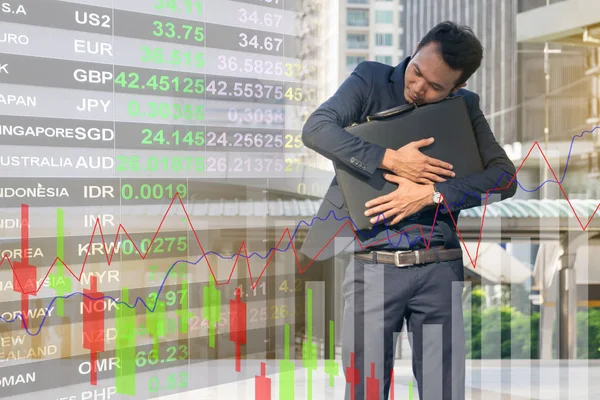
[333, 96, 484, 231]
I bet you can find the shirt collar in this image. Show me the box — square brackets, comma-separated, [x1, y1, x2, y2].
[389, 56, 411, 104]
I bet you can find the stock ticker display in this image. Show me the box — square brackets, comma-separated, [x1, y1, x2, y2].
[0, 0, 329, 398]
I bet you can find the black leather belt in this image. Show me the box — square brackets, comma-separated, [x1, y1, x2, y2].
[354, 246, 462, 267]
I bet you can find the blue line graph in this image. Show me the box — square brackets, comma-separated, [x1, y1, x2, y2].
[1, 126, 598, 335]
[446, 125, 600, 207]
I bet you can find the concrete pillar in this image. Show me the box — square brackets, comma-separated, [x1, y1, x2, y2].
[538, 241, 560, 360]
[558, 230, 588, 359]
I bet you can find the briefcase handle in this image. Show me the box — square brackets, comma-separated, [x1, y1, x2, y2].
[366, 103, 416, 122]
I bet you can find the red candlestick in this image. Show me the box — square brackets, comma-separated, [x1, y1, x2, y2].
[255, 362, 271, 400]
[83, 276, 104, 385]
[346, 352, 360, 400]
[230, 288, 247, 372]
[366, 362, 380, 400]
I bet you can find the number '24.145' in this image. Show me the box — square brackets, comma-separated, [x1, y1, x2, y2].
[142, 129, 205, 147]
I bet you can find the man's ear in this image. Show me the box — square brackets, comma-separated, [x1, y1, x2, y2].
[451, 83, 467, 94]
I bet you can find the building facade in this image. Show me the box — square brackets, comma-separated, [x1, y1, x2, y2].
[517, 0, 600, 360]
[400, 0, 519, 146]
[516, 0, 599, 197]
[335, 0, 407, 79]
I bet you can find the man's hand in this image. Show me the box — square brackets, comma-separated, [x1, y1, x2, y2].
[378, 137, 455, 184]
[364, 174, 435, 226]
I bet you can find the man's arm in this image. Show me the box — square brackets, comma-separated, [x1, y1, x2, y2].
[302, 61, 387, 179]
[433, 92, 518, 213]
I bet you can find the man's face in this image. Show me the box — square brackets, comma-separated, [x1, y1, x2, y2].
[404, 42, 465, 105]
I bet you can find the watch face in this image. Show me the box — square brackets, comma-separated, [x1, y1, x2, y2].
[433, 192, 441, 203]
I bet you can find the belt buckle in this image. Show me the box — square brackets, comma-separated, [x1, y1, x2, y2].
[394, 250, 415, 267]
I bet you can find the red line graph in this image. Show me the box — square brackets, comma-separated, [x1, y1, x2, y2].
[1, 141, 599, 296]
[12, 204, 36, 328]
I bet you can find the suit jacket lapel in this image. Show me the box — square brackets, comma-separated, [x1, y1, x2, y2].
[389, 56, 411, 105]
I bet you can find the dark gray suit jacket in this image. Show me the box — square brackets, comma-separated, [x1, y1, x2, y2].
[299, 58, 517, 261]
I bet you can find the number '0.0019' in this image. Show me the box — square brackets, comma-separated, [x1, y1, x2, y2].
[121, 183, 187, 200]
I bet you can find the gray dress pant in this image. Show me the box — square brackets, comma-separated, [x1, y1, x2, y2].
[341, 254, 466, 400]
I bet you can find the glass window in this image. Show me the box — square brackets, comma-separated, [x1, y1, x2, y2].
[347, 33, 369, 49]
[347, 9, 369, 26]
[347, 56, 366, 71]
[375, 10, 393, 24]
[375, 33, 393, 46]
[375, 55, 393, 64]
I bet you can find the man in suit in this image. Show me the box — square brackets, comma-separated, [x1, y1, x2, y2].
[300, 21, 517, 400]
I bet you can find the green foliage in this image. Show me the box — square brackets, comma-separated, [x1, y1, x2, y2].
[465, 287, 600, 359]
[470, 288, 485, 310]
[465, 305, 539, 359]
[576, 308, 600, 359]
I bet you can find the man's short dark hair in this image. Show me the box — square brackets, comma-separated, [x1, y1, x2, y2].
[415, 21, 483, 87]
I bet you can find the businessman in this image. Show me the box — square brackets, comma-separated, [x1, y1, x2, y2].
[300, 21, 517, 400]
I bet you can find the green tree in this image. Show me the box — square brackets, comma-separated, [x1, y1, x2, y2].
[509, 310, 539, 358]
[465, 286, 600, 359]
[577, 308, 600, 359]
[465, 285, 541, 359]
[465, 287, 485, 359]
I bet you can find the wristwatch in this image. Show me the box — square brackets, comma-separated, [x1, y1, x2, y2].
[432, 185, 442, 204]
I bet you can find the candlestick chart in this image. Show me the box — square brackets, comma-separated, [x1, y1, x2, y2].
[2, 0, 600, 398]
[0, 0, 330, 397]
[0, 122, 598, 398]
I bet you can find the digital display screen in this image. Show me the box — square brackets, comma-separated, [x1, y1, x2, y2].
[0, 0, 331, 398]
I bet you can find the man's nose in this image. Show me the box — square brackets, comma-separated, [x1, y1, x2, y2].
[414, 79, 426, 94]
